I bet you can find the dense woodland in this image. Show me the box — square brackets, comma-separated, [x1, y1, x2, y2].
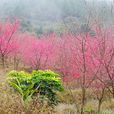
[0, 0, 114, 114]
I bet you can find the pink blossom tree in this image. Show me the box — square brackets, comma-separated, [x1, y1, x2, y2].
[53, 33, 101, 114]
[0, 20, 19, 68]
[22, 34, 57, 70]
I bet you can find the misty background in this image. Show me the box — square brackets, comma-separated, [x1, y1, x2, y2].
[0, 0, 114, 35]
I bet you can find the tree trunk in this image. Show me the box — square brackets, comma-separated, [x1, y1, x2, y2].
[81, 87, 86, 114]
[14, 56, 19, 70]
[97, 88, 105, 114]
[1, 55, 5, 68]
[112, 86, 114, 98]
[98, 99, 102, 114]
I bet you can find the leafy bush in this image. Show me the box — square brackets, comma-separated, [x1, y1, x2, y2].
[8, 70, 34, 104]
[7, 70, 64, 106]
[32, 70, 64, 106]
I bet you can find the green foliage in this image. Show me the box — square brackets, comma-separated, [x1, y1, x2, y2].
[8, 70, 35, 104]
[7, 70, 64, 106]
[32, 70, 64, 106]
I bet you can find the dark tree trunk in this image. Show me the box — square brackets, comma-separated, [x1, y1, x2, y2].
[112, 86, 114, 98]
[98, 99, 102, 114]
[97, 88, 105, 114]
[1, 54, 5, 68]
[81, 87, 86, 114]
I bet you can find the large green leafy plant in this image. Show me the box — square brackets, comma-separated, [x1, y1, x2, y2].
[7, 70, 64, 106]
[32, 70, 64, 105]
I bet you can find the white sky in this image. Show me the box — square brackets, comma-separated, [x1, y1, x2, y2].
[87, 0, 113, 1]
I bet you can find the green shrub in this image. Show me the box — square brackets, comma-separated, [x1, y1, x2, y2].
[8, 70, 34, 104]
[7, 70, 64, 106]
[31, 70, 64, 106]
